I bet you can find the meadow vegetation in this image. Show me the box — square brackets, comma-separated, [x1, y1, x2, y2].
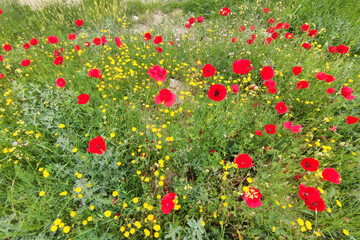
[0, 0, 359, 239]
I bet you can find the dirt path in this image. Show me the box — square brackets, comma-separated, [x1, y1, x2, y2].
[18, 0, 82, 9]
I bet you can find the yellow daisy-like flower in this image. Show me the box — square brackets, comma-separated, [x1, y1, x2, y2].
[50, 225, 58, 232]
[144, 229, 150, 236]
[297, 218, 304, 226]
[153, 225, 161, 231]
[43, 170, 49, 178]
[54, 219, 61, 225]
[104, 210, 112, 217]
[63, 226, 71, 233]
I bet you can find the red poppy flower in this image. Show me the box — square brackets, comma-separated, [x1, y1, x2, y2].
[0, 55, 3, 61]
[233, 59, 253, 75]
[271, 32, 278, 40]
[261, 66, 274, 80]
[161, 193, 176, 214]
[75, 19, 83, 26]
[197, 16, 204, 23]
[202, 64, 216, 78]
[154, 89, 176, 107]
[328, 46, 336, 53]
[68, 33, 76, 40]
[3, 44, 12, 51]
[188, 17, 195, 24]
[243, 188, 262, 208]
[87, 136, 107, 155]
[169, 41, 174, 46]
[77, 94, 90, 104]
[315, 72, 327, 81]
[239, 26, 245, 32]
[247, 39, 254, 45]
[0, 73, 4, 79]
[21, 59, 30, 67]
[154, 36, 162, 44]
[88, 69, 102, 79]
[251, 34, 257, 40]
[265, 124, 276, 134]
[74, 45, 80, 51]
[276, 23, 283, 29]
[322, 168, 341, 184]
[156, 47, 163, 53]
[264, 80, 277, 88]
[301, 24, 309, 31]
[0, 9, 2, 14]
[341, 86, 355, 100]
[290, 124, 303, 133]
[23, 43, 30, 49]
[48, 35, 59, 44]
[147, 65, 168, 82]
[268, 87, 277, 94]
[84, 42, 90, 47]
[315, 72, 335, 82]
[54, 56, 64, 65]
[283, 121, 292, 129]
[308, 29, 318, 37]
[275, 102, 288, 114]
[269, 18, 275, 24]
[115, 36, 124, 47]
[299, 184, 321, 202]
[302, 43, 311, 50]
[219, 7, 231, 16]
[29, 38, 39, 45]
[263, 7, 269, 13]
[326, 75, 336, 83]
[144, 32, 152, 41]
[264, 37, 272, 44]
[53, 49, 61, 57]
[266, 26, 276, 34]
[255, 130, 263, 136]
[297, 81, 309, 89]
[346, 116, 359, 125]
[292, 66, 302, 76]
[283, 23, 290, 29]
[250, 25, 256, 30]
[207, 84, 227, 102]
[231, 84, 239, 93]
[93, 37, 101, 45]
[234, 154, 253, 168]
[185, 23, 191, 29]
[326, 88, 335, 94]
[101, 36, 107, 45]
[285, 33, 294, 39]
[231, 37, 237, 43]
[335, 45, 349, 54]
[56, 78, 66, 88]
[305, 198, 326, 212]
[300, 158, 319, 171]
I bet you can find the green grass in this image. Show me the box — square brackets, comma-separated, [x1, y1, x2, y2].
[0, 0, 359, 239]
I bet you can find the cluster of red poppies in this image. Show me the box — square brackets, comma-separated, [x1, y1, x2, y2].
[298, 158, 341, 211]
[185, 16, 203, 28]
